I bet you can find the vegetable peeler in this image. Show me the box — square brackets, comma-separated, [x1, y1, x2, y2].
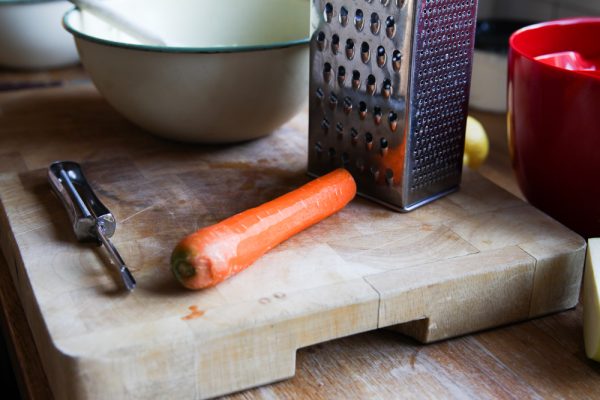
[308, 0, 479, 211]
[48, 161, 136, 291]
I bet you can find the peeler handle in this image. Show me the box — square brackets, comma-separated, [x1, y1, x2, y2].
[48, 161, 116, 243]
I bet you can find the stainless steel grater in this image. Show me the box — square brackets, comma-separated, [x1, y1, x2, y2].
[308, 0, 479, 211]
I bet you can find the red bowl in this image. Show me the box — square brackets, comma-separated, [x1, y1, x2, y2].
[508, 18, 600, 238]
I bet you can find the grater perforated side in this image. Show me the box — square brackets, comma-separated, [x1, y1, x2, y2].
[308, 0, 479, 211]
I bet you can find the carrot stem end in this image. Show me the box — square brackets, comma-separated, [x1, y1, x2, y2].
[171, 250, 196, 283]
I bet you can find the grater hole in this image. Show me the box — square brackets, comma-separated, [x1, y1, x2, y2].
[323, 62, 332, 83]
[315, 141, 323, 154]
[355, 9, 364, 31]
[389, 111, 398, 132]
[392, 50, 402, 72]
[373, 107, 382, 125]
[396, 0, 406, 8]
[350, 128, 359, 145]
[345, 39, 355, 60]
[380, 137, 389, 156]
[328, 147, 336, 161]
[366, 74, 376, 95]
[382, 78, 392, 99]
[352, 70, 361, 90]
[341, 152, 350, 166]
[337, 66, 346, 86]
[376, 46, 386, 68]
[381, 0, 391, 6]
[358, 101, 367, 119]
[365, 132, 374, 151]
[336, 122, 344, 138]
[386, 16, 396, 38]
[316, 31, 326, 51]
[370, 13, 381, 35]
[331, 34, 340, 54]
[370, 165, 380, 181]
[356, 159, 365, 172]
[361, 42, 370, 63]
[339, 6, 349, 26]
[343, 96, 353, 114]
[329, 93, 338, 110]
[324, 3, 334, 23]
[385, 168, 394, 186]
[315, 88, 324, 103]
[321, 118, 330, 134]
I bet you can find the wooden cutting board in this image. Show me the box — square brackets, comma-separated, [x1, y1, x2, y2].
[0, 85, 586, 399]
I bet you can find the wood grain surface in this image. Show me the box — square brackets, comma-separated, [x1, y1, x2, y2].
[2, 250, 600, 400]
[0, 66, 88, 92]
[0, 79, 592, 399]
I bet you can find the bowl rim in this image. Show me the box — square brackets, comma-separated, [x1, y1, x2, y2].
[509, 17, 600, 81]
[63, 7, 310, 54]
[0, 0, 64, 5]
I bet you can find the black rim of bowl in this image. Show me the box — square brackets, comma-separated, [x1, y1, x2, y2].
[0, 0, 64, 5]
[62, 7, 311, 54]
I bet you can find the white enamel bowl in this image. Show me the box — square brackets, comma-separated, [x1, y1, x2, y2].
[0, 0, 79, 69]
[63, 0, 310, 143]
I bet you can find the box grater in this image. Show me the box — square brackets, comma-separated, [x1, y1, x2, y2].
[308, 0, 479, 211]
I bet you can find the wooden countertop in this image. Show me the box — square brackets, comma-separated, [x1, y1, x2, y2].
[1, 66, 599, 399]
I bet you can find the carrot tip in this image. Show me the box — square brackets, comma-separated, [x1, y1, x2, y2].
[171, 250, 196, 283]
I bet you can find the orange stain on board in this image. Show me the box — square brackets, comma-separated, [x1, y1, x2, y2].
[182, 305, 205, 321]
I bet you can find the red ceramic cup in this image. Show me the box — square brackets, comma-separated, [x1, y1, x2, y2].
[508, 18, 600, 238]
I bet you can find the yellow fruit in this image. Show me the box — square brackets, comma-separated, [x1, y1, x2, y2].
[463, 116, 489, 169]
[584, 238, 600, 361]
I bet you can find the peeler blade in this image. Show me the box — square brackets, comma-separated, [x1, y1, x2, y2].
[95, 221, 136, 291]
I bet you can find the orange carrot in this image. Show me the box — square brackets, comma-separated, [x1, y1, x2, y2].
[171, 168, 357, 289]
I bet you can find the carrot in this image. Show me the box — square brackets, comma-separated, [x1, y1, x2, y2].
[171, 168, 357, 289]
